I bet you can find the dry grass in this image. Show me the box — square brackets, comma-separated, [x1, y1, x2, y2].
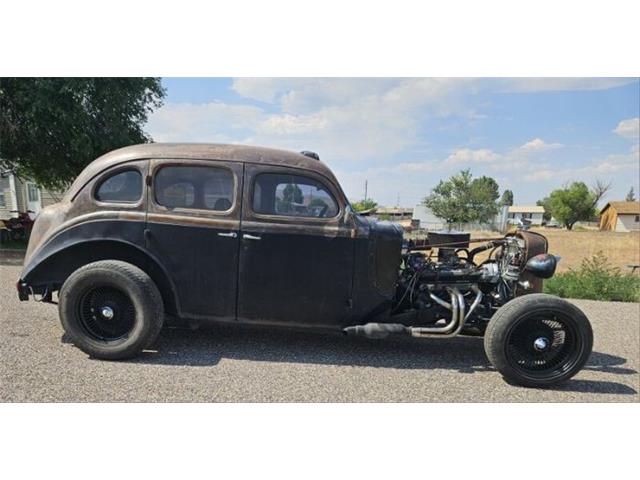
[463, 228, 640, 273]
[529, 228, 640, 273]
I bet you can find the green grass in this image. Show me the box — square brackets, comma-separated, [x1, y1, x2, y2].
[544, 251, 640, 302]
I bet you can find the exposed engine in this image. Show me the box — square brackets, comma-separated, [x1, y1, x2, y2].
[388, 231, 558, 337]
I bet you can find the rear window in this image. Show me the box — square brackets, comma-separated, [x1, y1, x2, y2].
[155, 165, 234, 211]
[95, 170, 142, 203]
[253, 173, 339, 218]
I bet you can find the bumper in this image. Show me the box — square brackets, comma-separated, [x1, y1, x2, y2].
[17, 281, 30, 301]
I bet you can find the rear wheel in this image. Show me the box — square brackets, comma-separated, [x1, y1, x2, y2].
[484, 294, 593, 388]
[59, 260, 164, 360]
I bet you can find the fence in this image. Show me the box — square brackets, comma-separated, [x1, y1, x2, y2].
[411, 205, 510, 234]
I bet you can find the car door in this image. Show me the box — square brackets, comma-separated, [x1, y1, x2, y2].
[237, 163, 355, 328]
[146, 159, 243, 320]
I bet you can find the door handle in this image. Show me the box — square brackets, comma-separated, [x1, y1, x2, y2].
[242, 233, 261, 241]
[218, 232, 237, 238]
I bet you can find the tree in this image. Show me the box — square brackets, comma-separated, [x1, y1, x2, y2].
[282, 183, 303, 204]
[626, 186, 636, 202]
[423, 169, 500, 226]
[547, 181, 611, 230]
[277, 183, 303, 212]
[351, 198, 378, 212]
[470, 175, 501, 222]
[0, 78, 165, 190]
[536, 197, 552, 222]
[500, 189, 514, 206]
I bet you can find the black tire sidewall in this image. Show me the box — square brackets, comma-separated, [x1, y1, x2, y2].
[59, 261, 164, 360]
[484, 294, 593, 388]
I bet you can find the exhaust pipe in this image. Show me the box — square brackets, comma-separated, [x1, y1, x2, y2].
[344, 286, 478, 339]
[410, 287, 466, 338]
[464, 285, 483, 321]
[343, 323, 408, 339]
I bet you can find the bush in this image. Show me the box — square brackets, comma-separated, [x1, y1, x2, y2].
[544, 251, 640, 302]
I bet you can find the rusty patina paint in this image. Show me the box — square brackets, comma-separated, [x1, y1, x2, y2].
[65, 143, 344, 202]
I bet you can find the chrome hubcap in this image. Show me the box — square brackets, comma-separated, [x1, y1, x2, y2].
[100, 306, 114, 320]
[533, 336, 550, 351]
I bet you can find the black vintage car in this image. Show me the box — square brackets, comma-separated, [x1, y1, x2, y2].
[18, 144, 593, 387]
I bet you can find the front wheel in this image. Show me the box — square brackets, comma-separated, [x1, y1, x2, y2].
[484, 294, 593, 388]
[59, 260, 164, 360]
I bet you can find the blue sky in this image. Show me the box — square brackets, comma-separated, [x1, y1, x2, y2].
[147, 78, 639, 207]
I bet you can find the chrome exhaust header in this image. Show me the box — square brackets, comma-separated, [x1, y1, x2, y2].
[344, 286, 483, 339]
[410, 287, 467, 338]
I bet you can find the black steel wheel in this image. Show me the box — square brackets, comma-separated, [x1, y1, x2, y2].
[484, 294, 593, 388]
[78, 285, 136, 341]
[59, 260, 164, 360]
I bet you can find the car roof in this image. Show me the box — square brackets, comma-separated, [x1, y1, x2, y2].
[65, 143, 340, 200]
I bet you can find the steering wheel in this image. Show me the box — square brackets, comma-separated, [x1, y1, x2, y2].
[319, 205, 328, 217]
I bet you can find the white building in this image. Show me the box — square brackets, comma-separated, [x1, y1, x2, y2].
[412, 205, 448, 230]
[0, 173, 61, 220]
[599, 201, 640, 232]
[506, 205, 545, 226]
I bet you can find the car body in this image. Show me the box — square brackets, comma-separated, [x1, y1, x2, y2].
[19, 143, 402, 329]
[18, 143, 593, 387]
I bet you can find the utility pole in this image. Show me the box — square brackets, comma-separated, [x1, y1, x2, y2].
[396, 193, 400, 208]
[364, 180, 368, 202]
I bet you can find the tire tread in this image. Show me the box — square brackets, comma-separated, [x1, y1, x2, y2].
[59, 260, 164, 360]
[484, 294, 593, 388]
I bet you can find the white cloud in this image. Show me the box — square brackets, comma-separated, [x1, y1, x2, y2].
[394, 161, 440, 173]
[257, 114, 329, 135]
[149, 79, 629, 166]
[613, 117, 640, 140]
[229, 78, 484, 158]
[444, 148, 501, 165]
[146, 102, 265, 143]
[151, 79, 477, 161]
[523, 147, 638, 184]
[232, 78, 399, 113]
[232, 78, 636, 110]
[590, 147, 639, 173]
[524, 170, 555, 181]
[500, 78, 636, 93]
[515, 138, 563, 153]
[231, 78, 310, 104]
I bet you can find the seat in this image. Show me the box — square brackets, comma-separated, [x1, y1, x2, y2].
[213, 197, 232, 211]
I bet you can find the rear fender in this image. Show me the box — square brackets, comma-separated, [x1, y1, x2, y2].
[21, 238, 180, 315]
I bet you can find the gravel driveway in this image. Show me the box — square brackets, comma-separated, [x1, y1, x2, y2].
[1, 259, 638, 402]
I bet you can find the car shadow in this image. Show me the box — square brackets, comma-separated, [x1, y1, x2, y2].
[547, 379, 637, 395]
[70, 323, 638, 396]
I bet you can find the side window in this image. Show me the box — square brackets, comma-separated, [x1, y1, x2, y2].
[253, 173, 339, 218]
[27, 183, 40, 202]
[95, 170, 142, 203]
[155, 165, 234, 211]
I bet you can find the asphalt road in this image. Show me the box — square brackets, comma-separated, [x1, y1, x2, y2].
[1, 258, 638, 402]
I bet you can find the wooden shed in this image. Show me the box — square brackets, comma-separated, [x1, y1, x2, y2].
[599, 201, 640, 232]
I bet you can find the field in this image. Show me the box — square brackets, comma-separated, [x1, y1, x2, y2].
[531, 228, 640, 273]
[458, 228, 639, 273]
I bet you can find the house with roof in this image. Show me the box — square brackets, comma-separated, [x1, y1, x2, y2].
[0, 172, 61, 220]
[506, 205, 545, 226]
[599, 201, 640, 232]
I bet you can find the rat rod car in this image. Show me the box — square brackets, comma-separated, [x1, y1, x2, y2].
[18, 144, 593, 387]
